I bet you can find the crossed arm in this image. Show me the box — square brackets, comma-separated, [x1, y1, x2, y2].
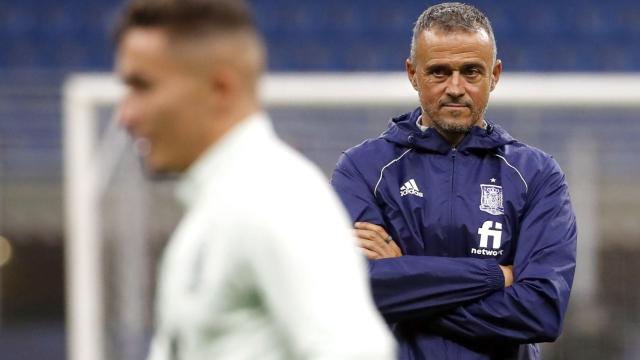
[354, 221, 514, 288]
[353, 212, 574, 343]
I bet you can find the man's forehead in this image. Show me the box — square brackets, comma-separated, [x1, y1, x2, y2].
[417, 27, 495, 61]
[421, 27, 492, 45]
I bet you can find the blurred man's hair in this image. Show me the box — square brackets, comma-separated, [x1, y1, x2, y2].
[410, 2, 496, 62]
[115, 0, 258, 43]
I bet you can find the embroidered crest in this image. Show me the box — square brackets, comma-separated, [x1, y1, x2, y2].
[479, 184, 504, 216]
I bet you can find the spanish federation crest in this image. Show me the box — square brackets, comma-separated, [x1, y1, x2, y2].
[479, 184, 504, 216]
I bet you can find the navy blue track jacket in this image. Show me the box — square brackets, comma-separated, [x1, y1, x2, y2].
[331, 108, 577, 359]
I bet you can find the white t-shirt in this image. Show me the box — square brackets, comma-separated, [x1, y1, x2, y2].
[148, 112, 395, 360]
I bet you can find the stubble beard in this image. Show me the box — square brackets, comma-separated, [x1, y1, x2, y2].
[423, 104, 486, 136]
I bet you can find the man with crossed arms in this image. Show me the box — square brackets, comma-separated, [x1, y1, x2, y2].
[332, 3, 577, 359]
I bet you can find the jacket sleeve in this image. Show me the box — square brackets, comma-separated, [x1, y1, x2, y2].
[331, 152, 505, 323]
[428, 159, 577, 343]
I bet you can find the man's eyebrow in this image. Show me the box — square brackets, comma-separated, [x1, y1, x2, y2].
[424, 62, 487, 71]
[425, 63, 451, 70]
[426, 59, 486, 66]
[460, 61, 486, 68]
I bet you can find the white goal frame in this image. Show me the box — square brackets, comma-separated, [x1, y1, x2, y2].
[63, 72, 640, 360]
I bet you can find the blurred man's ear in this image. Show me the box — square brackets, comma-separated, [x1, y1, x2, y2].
[207, 66, 238, 106]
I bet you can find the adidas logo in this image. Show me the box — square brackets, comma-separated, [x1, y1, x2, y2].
[400, 179, 423, 197]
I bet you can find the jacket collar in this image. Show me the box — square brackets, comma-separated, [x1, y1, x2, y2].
[381, 107, 515, 154]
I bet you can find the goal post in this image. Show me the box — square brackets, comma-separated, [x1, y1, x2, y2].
[63, 72, 640, 360]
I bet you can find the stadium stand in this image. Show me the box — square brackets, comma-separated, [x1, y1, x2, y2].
[0, 0, 638, 71]
[0, 1, 639, 360]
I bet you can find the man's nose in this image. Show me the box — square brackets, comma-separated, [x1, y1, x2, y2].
[117, 98, 135, 130]
[445, 72, 465, 98]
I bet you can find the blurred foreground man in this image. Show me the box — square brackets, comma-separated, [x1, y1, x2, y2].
[115, 0, 395, 359]
[331, 2, 577, 359]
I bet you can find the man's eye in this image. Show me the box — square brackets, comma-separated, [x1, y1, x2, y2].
[464, 68, 481, 77]
[132, 80, 151, 91]
[124, 76, 152, 92]
[136, 83, 151, 92]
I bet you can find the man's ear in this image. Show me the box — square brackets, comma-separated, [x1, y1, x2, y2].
[206, 65, 240, 110]
[406, 58, 418, 91]
[490, 59, 503, 91]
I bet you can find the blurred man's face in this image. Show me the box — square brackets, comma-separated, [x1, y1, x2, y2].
[406, 28, 501, 144]
[116, 28, 214, 173]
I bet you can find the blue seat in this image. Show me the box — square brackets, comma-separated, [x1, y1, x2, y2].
[2, 0, 639, 71]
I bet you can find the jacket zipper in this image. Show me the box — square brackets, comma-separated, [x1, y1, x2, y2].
[448, 148, 457, 256]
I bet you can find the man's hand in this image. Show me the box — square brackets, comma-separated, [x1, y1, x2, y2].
[500, 265, 513, 287]
[354, 222, 402, 260]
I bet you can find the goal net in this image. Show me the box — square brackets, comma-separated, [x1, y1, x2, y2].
[64, 72, 640, 360]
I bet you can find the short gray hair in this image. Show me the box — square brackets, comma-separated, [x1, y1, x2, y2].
[409, 2, 496, 62]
